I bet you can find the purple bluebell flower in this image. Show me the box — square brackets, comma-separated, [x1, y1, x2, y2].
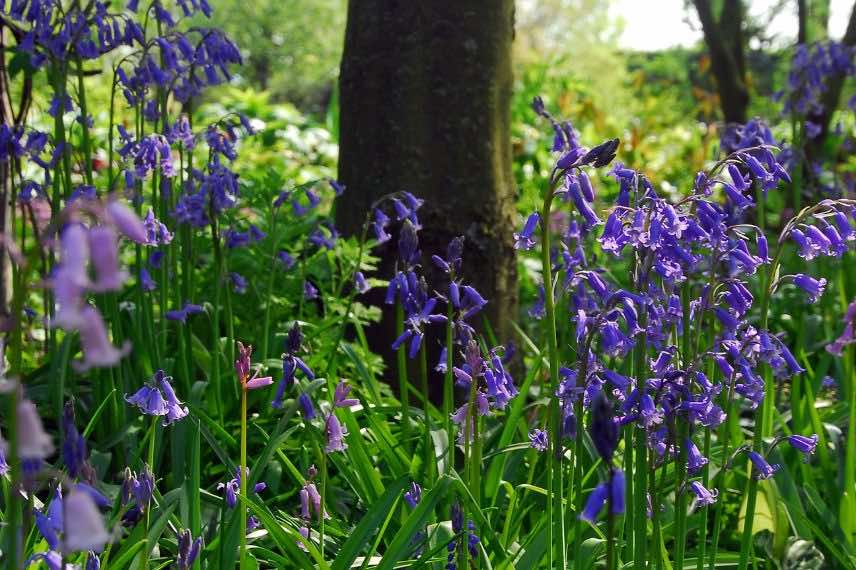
[325, 413, 348, 453]
[580, 470, 625, 522]
[62, 402, 87, 478]
[218, 467, 265, 509]
[404, 482, 422, 508]
[689, 481, 717, 506]
[529, 428, 548, 452]
[63, 487, 111, 553]
[176, 529, 203, 570]
[125, 370, 188, 425]
[686, 438, 708, 474]
[304, 280, 319, 300]
[398, 219, 421, 266]
[792, 273, 827, 303]
[298, 393, 316, 419]
[139, 268, 156, 292]
[373, 208, 392, 243]
[277, 251, 296, 270]
[235, 342, 273, 390]
[513, 212, 540, 250]
[334, 380, 359, 408]
[73, 307, 131, 372]
[274, 324, 314, 408]
[354, 271, 370, 294]
[89, 227, 129, 292]
[230, 272, 247, 294]
[828, 298, 856, 356]
[14, 399, 54, 460]
[106, 200, 150, 244]
[786, 434, 818, 458]
[746, 451, 779, 479]
[590, 393, 619, 462]
[435, 347, 448, 373]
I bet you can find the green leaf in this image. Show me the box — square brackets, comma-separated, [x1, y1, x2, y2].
[331, 476, 409, 570]
[377, 476, 452, 570]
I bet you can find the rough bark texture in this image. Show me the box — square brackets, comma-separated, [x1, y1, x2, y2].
[337, 1, 518, 383]
[693, 0, 750, 124]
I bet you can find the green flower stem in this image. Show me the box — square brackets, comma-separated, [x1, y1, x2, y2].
[419, 344, 434, 483]
[539, 179, 563, 568]
[396, 301, 409, 439]
[75, 57, 93, 187]
[738, 236, 785, 570]
[239, 383, 248, 570]
[444, 303, 454, 474]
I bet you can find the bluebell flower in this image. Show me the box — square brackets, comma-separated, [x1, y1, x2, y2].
[62, 401, 87, 478]
[792, 273, 827, 303]
[176, 529, 203, 570]
[689, 481, 718, 506]
[298, 393, 316, 419]
[528, 428, 548, 452]
[125, 370, 188, 425]
[787, 434, 818, 459]
[404, 482, 422, 508]
[325, 413, 348, 453]
[746, 451, 779, 479]
[513, 212, 540, 250]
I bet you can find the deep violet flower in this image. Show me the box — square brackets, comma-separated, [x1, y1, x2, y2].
[176, 529, 203, 570]
[529, 428, 548, 452]
[218, 467, 266, 509]
[792, 273, 827, 303]
[689, 481, 718, 506]
[404, 482, 422, 508]
[580, 470, 625, 522]
[514, 212, 540, 250]
[787, 434, 818, 459]
[125, 370, 188, 425]
[746, 451, 779, 480]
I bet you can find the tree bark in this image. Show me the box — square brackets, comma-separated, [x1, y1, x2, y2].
[337, 1, 518, 382]
[693, 0, 750, 123]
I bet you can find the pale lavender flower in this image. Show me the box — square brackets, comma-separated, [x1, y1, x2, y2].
[106, 200, 148, 243]
[73, 307, 131, 371]
[333, 380, 359, 408]
[325, 413, 348, 453]
[63, 488, 110, 553]
[13, 399, 55, 460]
[88, 227, 129, 291]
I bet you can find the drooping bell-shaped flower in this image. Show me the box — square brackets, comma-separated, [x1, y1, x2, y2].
[106, 199, 148, 243]
[16, 399, 55, 460]
[89, 226, 129, 292]
[73, 307, 130, 371]
[325, 413, 348, 453]
[63, 487, 110, 553]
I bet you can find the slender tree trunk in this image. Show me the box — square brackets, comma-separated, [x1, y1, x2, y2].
[693, 0, 750, 123]
[0, 24, 17, 323]
[337, 1, 518, 384]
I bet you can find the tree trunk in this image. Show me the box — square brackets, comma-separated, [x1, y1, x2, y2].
[337, 1, 518, 383]
[693, 0, 750, 124]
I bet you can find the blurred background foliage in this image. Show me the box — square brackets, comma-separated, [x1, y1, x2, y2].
[193, 0, 851, 209]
